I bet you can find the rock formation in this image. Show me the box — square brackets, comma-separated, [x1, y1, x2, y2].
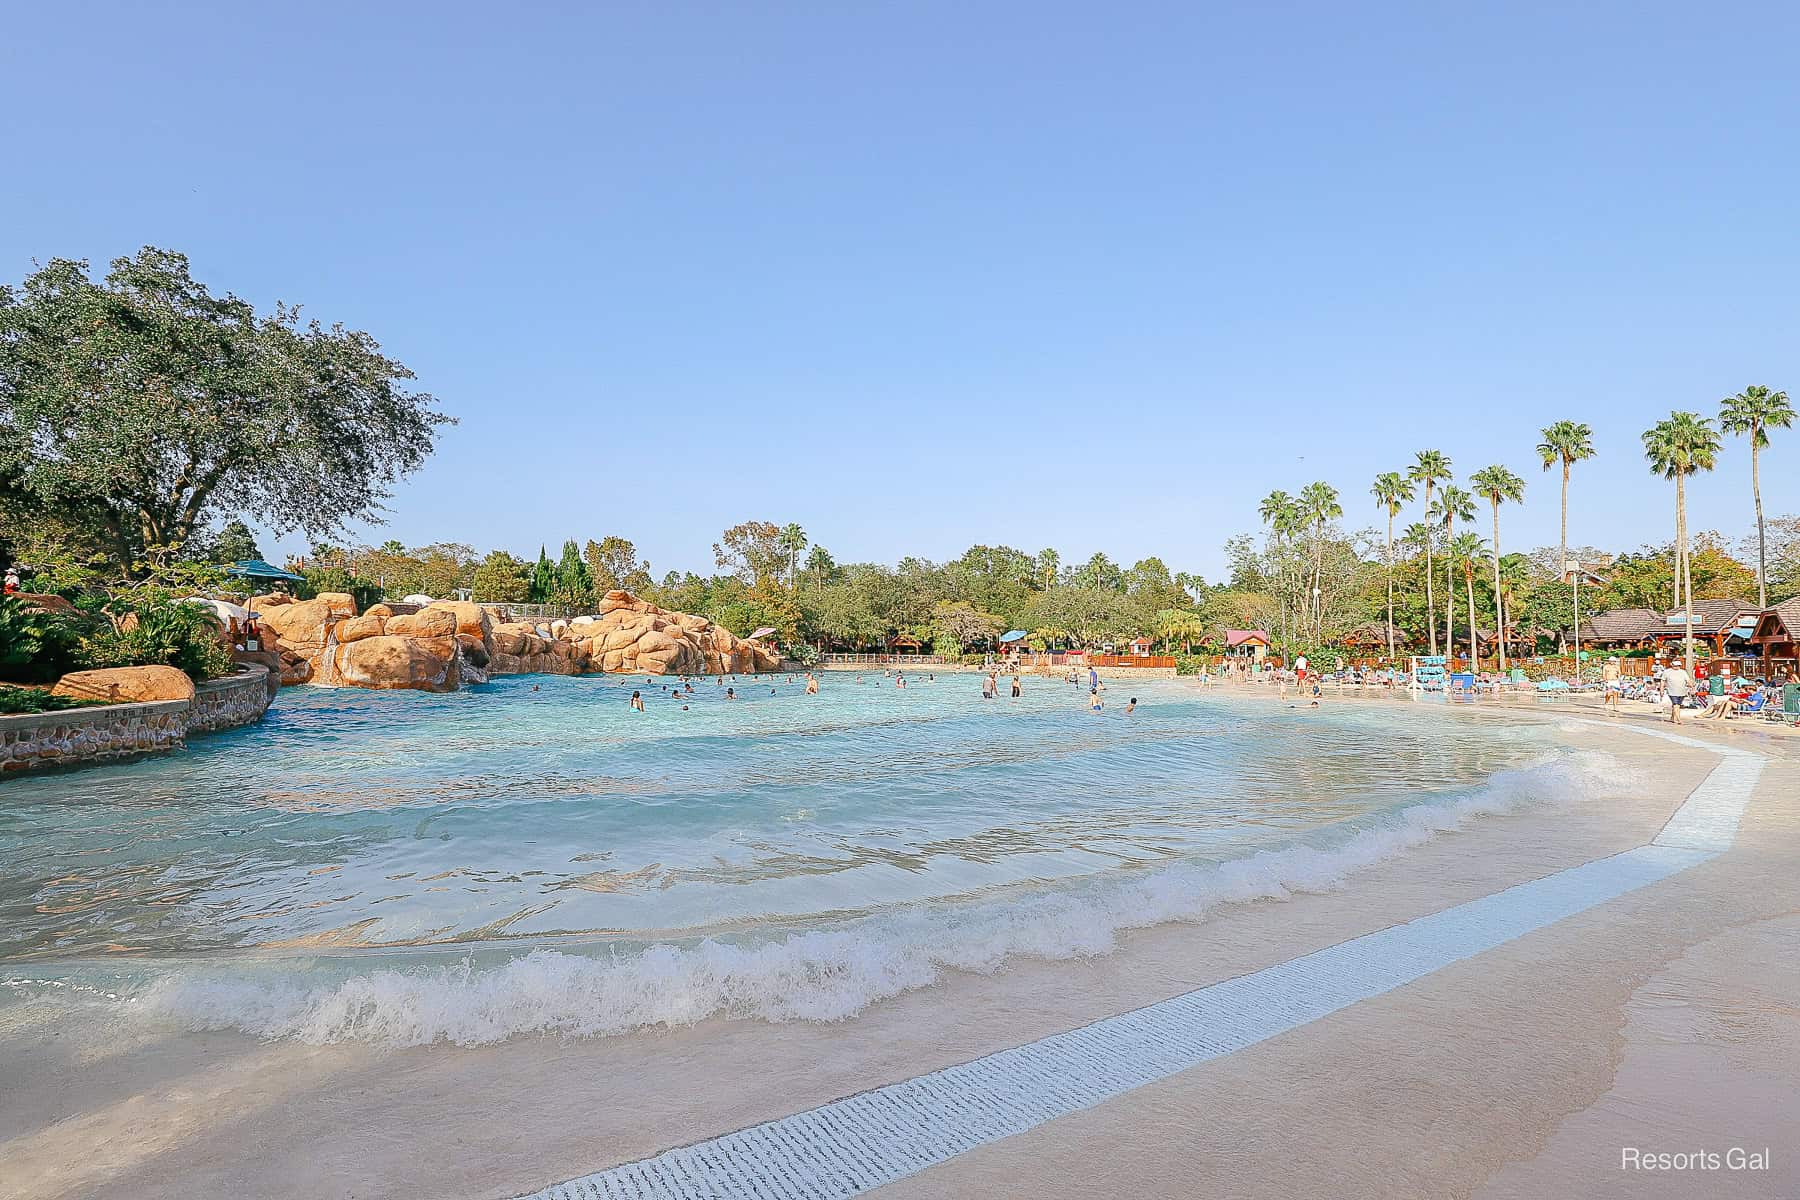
[249, 589, 780, 691]
[51, 665, 197, 704]
[553, 591, 782, 676]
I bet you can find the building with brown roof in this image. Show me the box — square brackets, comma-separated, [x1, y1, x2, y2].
[1579, 598, 1761, 656]
[1748, 598, 1800, 676]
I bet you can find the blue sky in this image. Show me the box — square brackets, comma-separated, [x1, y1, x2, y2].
[5, 2, 1796, 581]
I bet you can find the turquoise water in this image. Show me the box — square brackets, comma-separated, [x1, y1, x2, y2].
[0, 673, 1585, 1043]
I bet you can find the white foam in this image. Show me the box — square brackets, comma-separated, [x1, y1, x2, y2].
[131, 751, 1628, 1047]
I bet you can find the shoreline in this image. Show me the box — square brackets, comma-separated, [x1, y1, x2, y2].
[2, 698, 1794, 1199]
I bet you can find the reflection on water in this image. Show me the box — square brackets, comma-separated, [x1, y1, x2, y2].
[0, 675, 1550, 961]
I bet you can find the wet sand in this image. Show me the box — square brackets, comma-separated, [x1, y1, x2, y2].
[1, 702, 1794, 1200]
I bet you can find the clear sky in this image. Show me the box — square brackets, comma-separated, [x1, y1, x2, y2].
[5, 2, 1796, 581]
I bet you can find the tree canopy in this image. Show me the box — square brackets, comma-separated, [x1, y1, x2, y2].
[0, 247, 450, 568]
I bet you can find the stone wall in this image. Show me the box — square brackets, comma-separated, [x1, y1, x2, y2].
[189, 667, 278, 734]
[1, 665, 273, 775]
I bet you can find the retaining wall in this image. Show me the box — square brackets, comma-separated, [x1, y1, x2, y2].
[0, 665, 273, 775]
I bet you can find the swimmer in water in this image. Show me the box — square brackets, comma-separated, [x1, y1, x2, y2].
[630, 691, 645, 712]
[1124, 697, 1137, 713]
[726, 687, 736, 700]
[805, 673, 819, 694]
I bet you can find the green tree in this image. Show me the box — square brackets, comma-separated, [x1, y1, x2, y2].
[1718, 385, 1793, 608]
[1371, 471, 1415, 662]
[1429, 482, 1475, 669]
[1035, 548, 1060, 591]
[1298, 481, 1342, 639]
[1643, 412, 1722, 670]
[1449, 531, 1487, 663]
[1408, 450, 1453, 655]
[584, 535, 650, 595]
[554, 539, 593, 608]
[713, 520, 786, 586]
[529, 546, 555, 603]
[777, 523, 808, 587]
[802, 545, 838, 586]
[469, 549, 531, 603]
[1470, 465, 1525, 672]
[931, 599, 1002, 655]
[1535, 421, 1596, 585]
[203, 519, 262, 565]
[0, 248, 450, 568]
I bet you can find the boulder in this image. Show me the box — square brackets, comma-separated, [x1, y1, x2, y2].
[385, 609, 457, 639]
[335, 613, 387, 644]
[456, 632, 491, 669]
[256, 593, 358, 680]
[329, 635, 461, 692]
[51, 665, 196, 705]
[422, 601, 493, 646]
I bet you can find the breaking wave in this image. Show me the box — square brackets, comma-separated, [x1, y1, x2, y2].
[129, 751, 1626, 1046]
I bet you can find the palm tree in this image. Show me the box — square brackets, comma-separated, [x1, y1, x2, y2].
[1535, 422, 1596, 582]
[1430, 484, 1476, 666]
[1470, 465, 1525, 673]
[1450, 532, 1487, 665]
[1718, 385, 1794, 608]
[777, 523, 807, 587]
[1298, 481, 1342, 638]
[1409, 451, 1453, 655]
[1259, 490, 1300, 659]
[1403, 520, 1436, 648]
[1643, 413, 1723, 671]
[1371, 472, 1416, 664]
[1036, 548, 1061, 592]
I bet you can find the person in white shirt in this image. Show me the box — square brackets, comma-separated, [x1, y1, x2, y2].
[1662, 663, 1691, 724]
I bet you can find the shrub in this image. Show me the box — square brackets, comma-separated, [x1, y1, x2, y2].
[82, 597, 236, 682]
[0, 685, 106, 714]
[0, 596, 89, 684]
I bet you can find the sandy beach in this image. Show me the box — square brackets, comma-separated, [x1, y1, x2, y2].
[1, 695, 1794, 1200]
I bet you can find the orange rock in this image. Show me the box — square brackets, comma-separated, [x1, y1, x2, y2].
[335, 613, 387, 643]
[329, 634, 461, 692]
[50, 665, 196, 704]
[385, 609, 457, 639]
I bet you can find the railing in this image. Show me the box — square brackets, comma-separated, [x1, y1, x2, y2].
[476, 602, 585, 623]
[820, 653, 949, 666]
[1086, 655, 1178, 668]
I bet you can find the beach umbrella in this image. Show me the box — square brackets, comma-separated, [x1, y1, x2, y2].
[401, 593, 435, 606]
[223, 558, 305, 584]
[749, 626, 778, 640]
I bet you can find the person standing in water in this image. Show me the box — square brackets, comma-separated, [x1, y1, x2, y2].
[1088, 688, 1103, 712]
[805, 672, 819, 694]
[1010, 674, 1022, 698]
[629, 691, 645, 712]
[981, 672, 996, 699]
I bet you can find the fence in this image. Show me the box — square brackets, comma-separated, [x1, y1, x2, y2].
[821, 653, 949, 666]
[1086, 655, 1178, 669]
[476, 602, 585, 623]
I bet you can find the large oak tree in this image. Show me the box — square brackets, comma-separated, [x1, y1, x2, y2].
[0, 247, 450, 568]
